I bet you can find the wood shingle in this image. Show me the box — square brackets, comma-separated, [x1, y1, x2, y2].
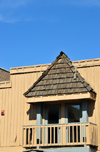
[24, 52, 96, 97]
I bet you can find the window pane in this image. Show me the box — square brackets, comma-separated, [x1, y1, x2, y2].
[48, 106, 59, 124]
[68, 104, 80, 123]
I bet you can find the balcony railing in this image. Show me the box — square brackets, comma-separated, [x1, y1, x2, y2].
[22, 122, 98, 148]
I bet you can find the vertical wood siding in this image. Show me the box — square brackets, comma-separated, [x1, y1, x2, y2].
[0, 71, 42, 147]
[77, 66, 100, 149]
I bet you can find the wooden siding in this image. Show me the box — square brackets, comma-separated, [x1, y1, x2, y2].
[0, 71, 43, 147]
[0, 58, 100, 151]
[77, 65, 100, 149]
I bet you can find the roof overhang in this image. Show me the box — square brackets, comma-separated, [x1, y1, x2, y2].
[26, 92, 96, 104]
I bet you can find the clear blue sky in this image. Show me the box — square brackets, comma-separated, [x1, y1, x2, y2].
[0, 0, 100, 71]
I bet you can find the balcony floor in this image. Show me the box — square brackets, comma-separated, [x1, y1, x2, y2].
[23, 147, 96, 152]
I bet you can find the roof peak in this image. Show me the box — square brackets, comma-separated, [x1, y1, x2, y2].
[56, 51, 70, 61]
[60, 51, 64, 55]
[24, 51, 96, 97]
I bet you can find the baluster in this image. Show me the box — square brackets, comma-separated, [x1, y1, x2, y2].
[31, 128, 33, 146]
[28, 128, 30, 146]
[76, 125, 78, 143]
[69, 126, 70, 143]
[72, 126, 74, 144]
[50, 127, 51, 145]
[54, 127, 55, 144]
[39, 127, 40, 145]
[47, 126, 48, 145]
[80, 125, 82, 143]
[57, 126, 59, 144]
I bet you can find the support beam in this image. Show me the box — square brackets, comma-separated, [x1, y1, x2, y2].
[61, 103, 65, 124]
[82, 99, 88, 123]
[36, 103, 42, 148]
[65, 104, 68, 123]
[82, 99, 88, 147]
[36, 103, 42, 125]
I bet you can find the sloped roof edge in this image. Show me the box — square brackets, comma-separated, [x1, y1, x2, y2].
[24, 51, 96, 97]
[24, 51, 65, 96]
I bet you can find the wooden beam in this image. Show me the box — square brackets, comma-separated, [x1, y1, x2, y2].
[26, 92, 95, 103]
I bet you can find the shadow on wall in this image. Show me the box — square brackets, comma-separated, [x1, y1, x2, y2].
[26, 99, 95, 122]
[88, 100, 95, 118]
[27, 103, 36, 121]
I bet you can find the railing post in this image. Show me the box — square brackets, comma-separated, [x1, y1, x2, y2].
[96, 125, 98, 146]
[42, 126, 44, 146]
[86, 123, 90, 145]
[62, 125, 66, 145]
[24, 128, 26, 147]
[22, 127, 24, 147]
[34, 127, 36, 146]
[28, 128, 30, 146]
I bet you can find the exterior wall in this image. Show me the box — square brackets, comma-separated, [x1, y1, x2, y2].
[0, 70, 43, 148]
[74, 62, 100, 149]
[0, 59, 100, 152]
[0, 68, 10, 81]
[0, 64, 50, 149]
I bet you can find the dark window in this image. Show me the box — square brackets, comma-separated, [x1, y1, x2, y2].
[68, 104, 80, 123]
[48, 106, 59, 124]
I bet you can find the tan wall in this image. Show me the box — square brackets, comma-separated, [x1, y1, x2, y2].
[0, 71, 43, 148]
[77, 65, 100, 149]
[0, 59, 100, 151]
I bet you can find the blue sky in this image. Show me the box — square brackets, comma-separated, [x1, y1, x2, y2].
[0, 0, 100, 70]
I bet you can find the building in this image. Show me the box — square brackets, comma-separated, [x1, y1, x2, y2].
[0, 52, 99, 152]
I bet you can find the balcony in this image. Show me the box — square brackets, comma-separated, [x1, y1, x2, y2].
[22, 122, 98, 148]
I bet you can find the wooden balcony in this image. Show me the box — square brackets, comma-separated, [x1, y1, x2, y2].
[22, 122, 98, 148]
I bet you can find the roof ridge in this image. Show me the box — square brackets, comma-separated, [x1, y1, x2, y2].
[0, 67, 10, 73]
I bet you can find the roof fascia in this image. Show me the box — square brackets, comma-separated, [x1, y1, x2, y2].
[26, 92, 96, 104]
[0, 81, 11, 89]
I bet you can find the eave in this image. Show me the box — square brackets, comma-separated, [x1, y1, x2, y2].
[26, 92, 96, 104]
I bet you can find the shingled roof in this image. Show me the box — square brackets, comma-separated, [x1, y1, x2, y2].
[24, 52, 95, 97]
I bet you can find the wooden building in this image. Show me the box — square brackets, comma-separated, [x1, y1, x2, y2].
[0, 52, 100, 152]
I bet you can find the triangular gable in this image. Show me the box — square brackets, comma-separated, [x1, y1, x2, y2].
[24, 52, 96, 98]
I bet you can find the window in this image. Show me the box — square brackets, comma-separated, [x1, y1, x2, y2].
[48, 105, 59, 124]
[68, 104, 80, 123]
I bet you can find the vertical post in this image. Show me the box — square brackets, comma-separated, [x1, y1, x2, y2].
[80, 104, 82, 123]
[82, 99, 88, 147]
[37, 103, 42, 125]
[36, 102, 42, 148]
[45, 105, 48, 125]
[59, 105, 61, 124]
[61, 103, 65, 124]
[82, 99, 88, 123]
[61, 103, 65, 144]
[59, 105, 61, 143]
[45, 105, 48, 144]
[65, 104, 68, 143]
[65, 104, 68, 123]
